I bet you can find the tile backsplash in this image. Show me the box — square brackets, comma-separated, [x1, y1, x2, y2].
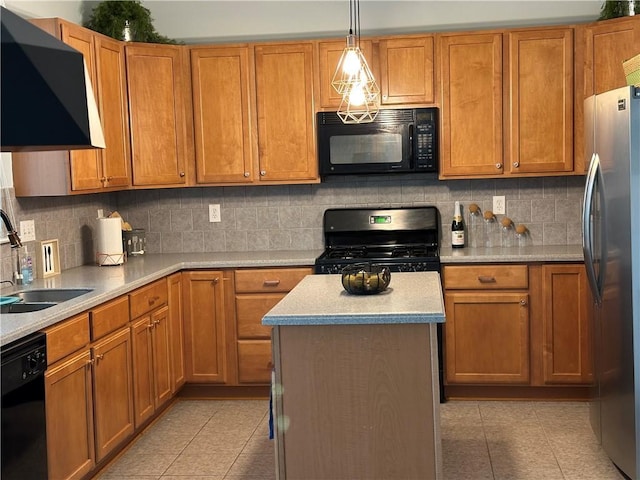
[0, 174, 585, 281]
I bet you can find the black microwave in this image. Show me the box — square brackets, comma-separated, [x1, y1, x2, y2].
[316, 107, 438, 176]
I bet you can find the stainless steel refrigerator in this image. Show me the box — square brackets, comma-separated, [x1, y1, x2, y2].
[583, 85, 640, 479]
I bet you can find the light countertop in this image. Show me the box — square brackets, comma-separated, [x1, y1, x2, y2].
[262, 272, 445, 326]
[1, 245, 584, 346]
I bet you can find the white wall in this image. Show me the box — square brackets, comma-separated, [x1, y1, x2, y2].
[6, 1, 603, 43]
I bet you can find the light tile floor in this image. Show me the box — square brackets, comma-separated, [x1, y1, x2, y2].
[97, 399, 627, 480]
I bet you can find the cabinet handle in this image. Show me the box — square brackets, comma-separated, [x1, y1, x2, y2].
[148, 295, 160, 306]
[260, 170, 266, 176]
[179, 171, 185, 177]
[263, 280, 280, 287]
[212, 277, 219, 285]
[513, 161, 520, 168]
[95, 354, 105, 362]
[495, 163, 502, 169]
[477, 276, 496, 283]
[244, 172, 250, 177]
[520, 299, 527, 306]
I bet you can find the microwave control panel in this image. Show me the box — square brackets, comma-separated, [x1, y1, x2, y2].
[414, 108, 437, 170]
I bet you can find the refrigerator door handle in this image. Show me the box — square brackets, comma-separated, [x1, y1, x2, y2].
[583, 152, 603, 306]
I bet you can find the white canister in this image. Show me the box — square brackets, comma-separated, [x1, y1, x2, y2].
[96, 217, 125, 265]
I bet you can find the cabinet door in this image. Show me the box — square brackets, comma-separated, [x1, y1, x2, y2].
[254, 43, 318, 182]
[585, 16, 640, 96]
[317, 38, 375, 109]
[541, 264, 592, 384]
[151, 305, 173, 408]
[508, 28, 574, 174]
[130, 316, 154, 428]
[45, 350, 95, 480]
[126, 44, 189, 186]
[438, 33, 503, 177]
[92, 327, 134, 462]
[191, 46, 255, 184]
[95, 36, 131, 189]
[168, 273, 186, 393]
[60, 24, 103, 191]
[444, 292, 530, 384]
[183, 271, 227, 383]
[378, 36, 435, 105]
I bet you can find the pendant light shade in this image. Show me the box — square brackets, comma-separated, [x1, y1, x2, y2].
[332, 0, 379, 123]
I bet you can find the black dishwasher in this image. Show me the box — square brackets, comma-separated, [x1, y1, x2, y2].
[1, 332, 48, 480]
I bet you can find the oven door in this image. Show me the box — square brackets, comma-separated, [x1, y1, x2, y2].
[317, 112, 411, 176]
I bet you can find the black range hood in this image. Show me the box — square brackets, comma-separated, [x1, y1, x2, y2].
[1, 6, 105, 152]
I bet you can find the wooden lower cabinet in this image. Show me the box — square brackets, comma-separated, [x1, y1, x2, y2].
[131, 305, 172, 428]
[541, 264, 592, 384]
[232, 267, 313, 385]
[45, 350, 95, 480]
[444, 291, 530, 384]
[168, 272, 186, 392]
[45, 323, 134, 480]
[182, 270, 227, 383]
[92, 327, 134, 462]
[443, 263, 593, 396]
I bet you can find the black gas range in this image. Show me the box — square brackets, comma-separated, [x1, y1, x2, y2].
[314, 206, 441, 274]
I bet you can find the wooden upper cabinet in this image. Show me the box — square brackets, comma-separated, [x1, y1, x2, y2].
[254, 43, 319, 183]
[507, 28, 574, 175]
[126, 44, 191, 187]
[438, 33, 503, 177]
[94, 36, 131, 189]
[13, 20, 131, 196]
[60, 24, 103, 191]
[317, 38, 376, 109]
[378, 35, 436, 105]
[584, 16, 640, 96]
[190, 46, 255, 184]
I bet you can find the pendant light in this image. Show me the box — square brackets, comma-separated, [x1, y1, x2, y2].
[331, 0, 380, 124]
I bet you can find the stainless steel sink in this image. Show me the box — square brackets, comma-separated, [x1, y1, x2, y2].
[8, 288, 93, 303]
[1, 302, 58, 314]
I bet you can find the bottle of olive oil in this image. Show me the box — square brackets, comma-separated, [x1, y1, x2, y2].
[451, 201, 465, 248]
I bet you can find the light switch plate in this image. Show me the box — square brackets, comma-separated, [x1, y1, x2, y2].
[19, 220, 36, 242]
[493, 196, 505, 215]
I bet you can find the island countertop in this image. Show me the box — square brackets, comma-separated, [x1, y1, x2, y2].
[262, 271, 445, 326]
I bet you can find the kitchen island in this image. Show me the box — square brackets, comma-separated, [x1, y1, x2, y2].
[263, 272, 445, 480]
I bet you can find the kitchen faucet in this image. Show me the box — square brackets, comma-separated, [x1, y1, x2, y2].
[0, 209, 22, 248]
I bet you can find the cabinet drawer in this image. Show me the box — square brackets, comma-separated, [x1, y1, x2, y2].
[234, 268, 312, 293]
[237, 340, 272, 383]
[90, 295, 130, 341]
[129, 279, 168, 319]
[236, 294, 282, 339]
[44, 313, 90, 365]
[443, 265, 528, 290]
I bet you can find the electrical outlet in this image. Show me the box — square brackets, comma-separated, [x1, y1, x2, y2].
[209, 204, 221, 223]
[19, 220, 36, 242]
[97, 209, 104, 218]
[493, 196, 506, 215]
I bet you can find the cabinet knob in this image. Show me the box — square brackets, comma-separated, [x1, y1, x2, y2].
[95, 354, 104, 362]
[496, 163, 502, 169]
[212, 277, 219, 285]
[244, 172, 250, 177]
[260, 170, 266, 176]
[513, 161, 520, 168]
[179, 172, 185, 177]
[520, 299, 527, 306]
